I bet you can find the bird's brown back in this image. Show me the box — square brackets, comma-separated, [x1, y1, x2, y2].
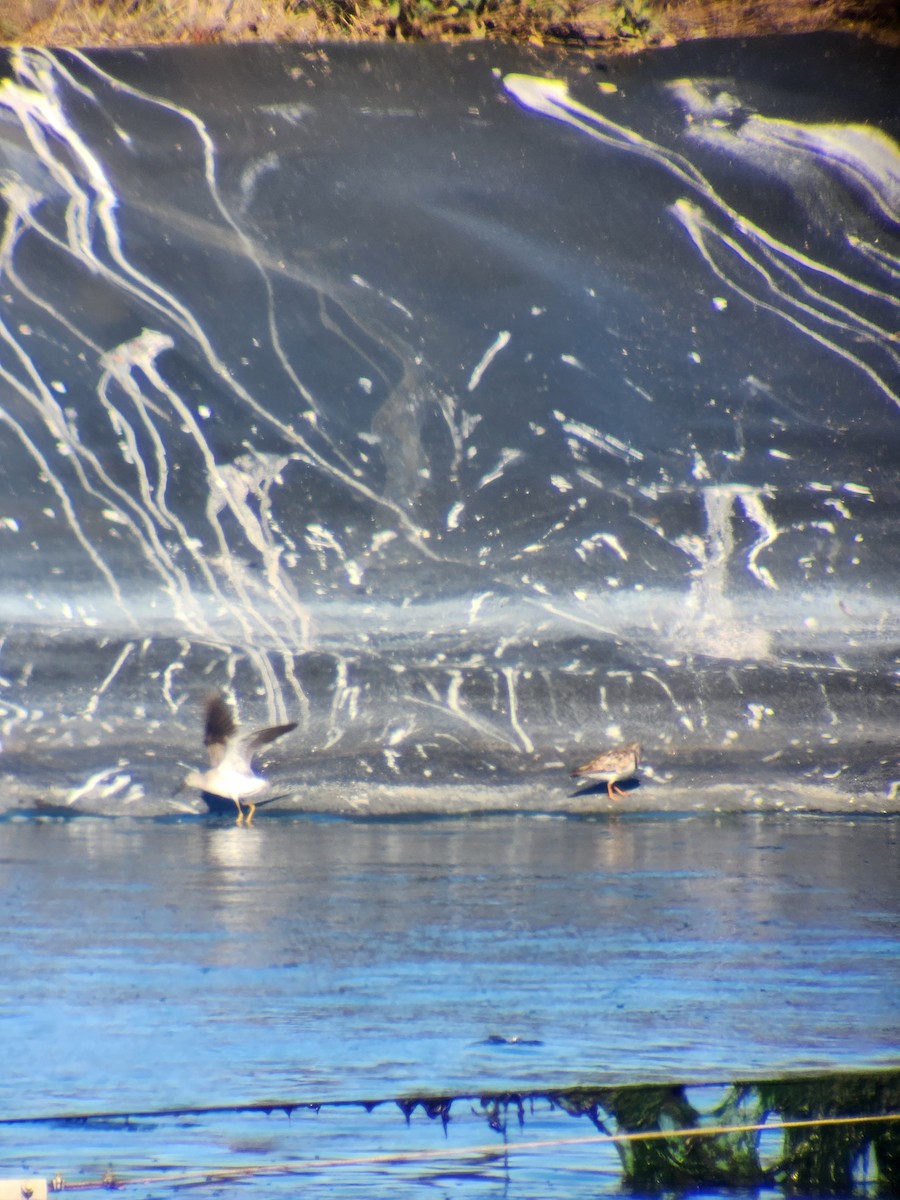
[571, 741, 641, 777]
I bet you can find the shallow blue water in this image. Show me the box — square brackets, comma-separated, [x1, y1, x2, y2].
[1, 812, 897, 1194]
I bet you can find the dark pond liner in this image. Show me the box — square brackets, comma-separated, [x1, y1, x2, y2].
[0, 37, 898, 816]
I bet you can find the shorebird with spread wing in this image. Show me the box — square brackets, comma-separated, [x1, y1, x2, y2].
[183, 692, 297, 824]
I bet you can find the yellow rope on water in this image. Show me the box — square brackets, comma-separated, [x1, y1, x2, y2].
[52, 1111, 900, 1191]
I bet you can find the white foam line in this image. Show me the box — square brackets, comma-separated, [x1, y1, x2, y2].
[83, 642, 135, 718]
[524, 596, 619, 640]
[323, 657, 353, 747]
[672, 200, 900, 410]
[468, 591, 494, 622]
[598, 533, 629, 561]
[95, 349, 220, 632]
[737, 490, 780, 590]
[139, 342, 315, 651]
[408, 693, 520, 752]
[0, 182, 105, 357]
[641, 669, 694, 732]
[0, 371, 129, 616]
[503, 74, 710, 196]
[161, 658, 185, 715]
[64, 766, 126, 807]
[559, 415, 644, 463]
[851, 236, 900, 278]
[817, 678, 840, 727]
[748, 118, 900, 232]
[667, 80, 900, 306]
[504, 73, 898, 398]
[59, 49, 437, 557]
[3, 51, 434, 613]
[477, 447, 522, 491]
[1, 321, 210, 636]
[502, 665, 534, 753]
[468, 330, 511, 392]
[0, 73, 289, 645]
[749, 232, 900, 340]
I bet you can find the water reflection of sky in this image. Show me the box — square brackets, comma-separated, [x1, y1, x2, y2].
[3, 813, 897, 1120]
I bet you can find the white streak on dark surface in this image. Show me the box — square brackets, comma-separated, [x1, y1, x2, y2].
[0, 39, 896, 813]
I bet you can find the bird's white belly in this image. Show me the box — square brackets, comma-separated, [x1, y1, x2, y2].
[211, 769, 266, 799]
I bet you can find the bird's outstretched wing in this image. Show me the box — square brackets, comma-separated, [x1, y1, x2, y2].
[204, 694, 238, 766]
[201, 690, 296, 770]
[244, 722, 298, 766]
[204, 694, 237, 746]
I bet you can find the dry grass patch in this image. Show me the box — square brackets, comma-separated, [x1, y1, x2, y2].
[1, 0, 898, 49]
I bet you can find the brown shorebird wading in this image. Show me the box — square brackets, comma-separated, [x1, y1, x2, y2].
[570, 741, 641, 801]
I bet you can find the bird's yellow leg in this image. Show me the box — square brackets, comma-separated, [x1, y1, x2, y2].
[234, 797, 244, 825]
[245, 802, 256, 825]
[611, 783, 627, 798]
